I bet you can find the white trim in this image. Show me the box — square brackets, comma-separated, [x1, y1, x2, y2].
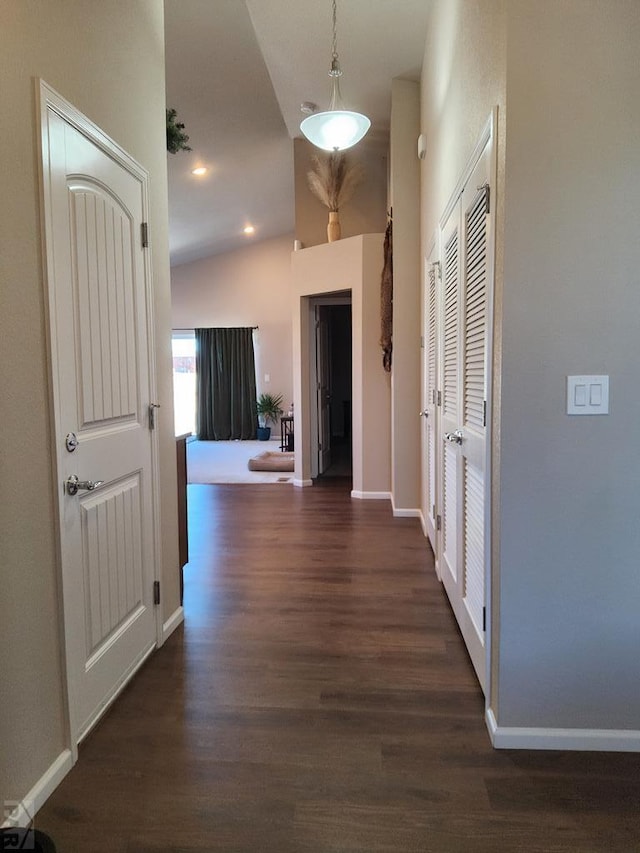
[486, 709, 640, 752]
[392, 506, 421, 518]
[1, 750, 73, 827]
[351, 490, 391, 501]
[435, 108, 497, 701]
[419, 511, 428, 537]
[483, 106, 498, 715]
[38, 80, 149, 180]
[293, 478, 313, 488]
[439, 112, 493, 229]
[162, 605, 184, 643]
[425, 230, 437, 262]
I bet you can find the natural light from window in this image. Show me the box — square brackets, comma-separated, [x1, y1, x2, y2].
[172, 330, 196, 436]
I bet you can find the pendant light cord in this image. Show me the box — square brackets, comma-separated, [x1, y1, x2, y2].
[329, 0, 342, 77]
[332, 0, 338, 64]
[300, 0, 370, 150]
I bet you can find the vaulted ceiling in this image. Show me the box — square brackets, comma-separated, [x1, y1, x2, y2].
[164, 0, 430, 266]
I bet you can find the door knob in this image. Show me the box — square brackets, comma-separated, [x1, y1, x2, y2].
[444, 429, 463, 445]
[65, 474, 105, 496]
[419, 410, 429, 418]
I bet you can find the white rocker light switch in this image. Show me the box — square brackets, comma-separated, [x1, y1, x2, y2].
[567, 375, 609, 415]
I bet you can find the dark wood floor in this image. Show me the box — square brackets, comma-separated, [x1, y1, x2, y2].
[38, 481, 640, 852]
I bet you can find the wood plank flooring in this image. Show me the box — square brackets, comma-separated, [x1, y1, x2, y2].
[38, 481, 640, 852]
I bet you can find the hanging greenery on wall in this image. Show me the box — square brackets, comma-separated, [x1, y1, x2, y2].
[166, 108, 191, 154]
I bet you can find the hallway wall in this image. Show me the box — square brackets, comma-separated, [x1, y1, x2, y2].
[294, 137, 388, 250]
[0, 0, 178, 812]
[422, 0, 640, 741]
[171, 234, 295, 411]
[497, 0, 640, 732]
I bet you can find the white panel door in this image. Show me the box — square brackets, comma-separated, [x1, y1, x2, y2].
[41, 89, 157, 742]
[437, 139, 492, 692]
[316, 306, 332, 474]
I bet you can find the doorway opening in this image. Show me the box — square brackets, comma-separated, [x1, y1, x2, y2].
[309, 295, 352, 482]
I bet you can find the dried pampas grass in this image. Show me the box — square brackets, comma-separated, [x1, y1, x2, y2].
[307, 152, 364, 212]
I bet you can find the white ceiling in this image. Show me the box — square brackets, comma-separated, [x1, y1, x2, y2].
[165, 0, 430, 266]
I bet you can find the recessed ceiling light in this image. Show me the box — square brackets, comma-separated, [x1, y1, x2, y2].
[243, 225, 255, 235]
[191, 166, 207, 176]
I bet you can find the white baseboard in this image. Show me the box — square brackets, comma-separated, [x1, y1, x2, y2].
[293, 478, 313, 488]
[162, 605, 184, 643]
[486, 708, 640, 752]
[419, 511, 428, 536]
[390, 494, 420, 518]
[392, 506, 421, 518]
[1, 749, 73, 827]
[351, 490, 391, 500]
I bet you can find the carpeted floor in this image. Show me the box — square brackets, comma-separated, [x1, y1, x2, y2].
[187, 439, 294, 484]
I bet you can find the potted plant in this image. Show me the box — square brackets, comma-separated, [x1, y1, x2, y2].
[166, 108, 191, 153]
[256, 392, 284, 440]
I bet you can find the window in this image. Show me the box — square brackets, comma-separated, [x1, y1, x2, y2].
[172, 330, 196, 436]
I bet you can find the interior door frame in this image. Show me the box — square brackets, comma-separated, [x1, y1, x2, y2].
[436, 108, 497, 702]
[36, 79, 163, 756]
[421, 234, 439, 564]
[308, 294, 352, 480]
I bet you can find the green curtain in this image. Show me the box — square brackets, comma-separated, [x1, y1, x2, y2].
[195, 328, 257, 440]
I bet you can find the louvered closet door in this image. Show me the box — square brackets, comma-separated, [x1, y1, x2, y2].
[438, 207, 461, 605]
[436, 140, 491, 692]
[422, 247, 439, 552]
[456, 144, 491, 690]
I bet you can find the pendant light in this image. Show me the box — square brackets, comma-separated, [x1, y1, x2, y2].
[300, 0, 371, 152]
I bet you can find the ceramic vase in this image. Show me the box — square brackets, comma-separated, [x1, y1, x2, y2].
[327, 210, 341, 242]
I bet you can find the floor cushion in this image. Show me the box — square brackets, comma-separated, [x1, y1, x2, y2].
[248, 451, 294, 472]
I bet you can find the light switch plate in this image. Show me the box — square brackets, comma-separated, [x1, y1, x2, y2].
[567, 375, 609, 415]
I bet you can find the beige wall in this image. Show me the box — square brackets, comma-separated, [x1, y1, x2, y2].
[497, 0, 640, 730]
[291, 236, 390, 494]
[0, 0, 178, 810]
[390, 79, 421, 514]
[171, 234, 295, 415]
[294, 137, 388, 249]
[422, 0, 640, 737]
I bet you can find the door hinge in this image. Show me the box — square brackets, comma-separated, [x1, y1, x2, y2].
[149, 402, 160, 430]
[420, 335, 425, 349]
[437, 390, 442, 407]
[432, 504, 436, 520]
[141, 222, 149, 248]
[153, 580, 160, 606]
[436, 514, 442, 531]
[477, 183, 490, 215]
[483, 400, 487, 427]
[433, 260, 442, 280]
[482, 606, 487, 632]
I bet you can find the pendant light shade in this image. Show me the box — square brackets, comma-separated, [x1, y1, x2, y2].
[300, 110, 371, 152]
[300, 0, 370, 152]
